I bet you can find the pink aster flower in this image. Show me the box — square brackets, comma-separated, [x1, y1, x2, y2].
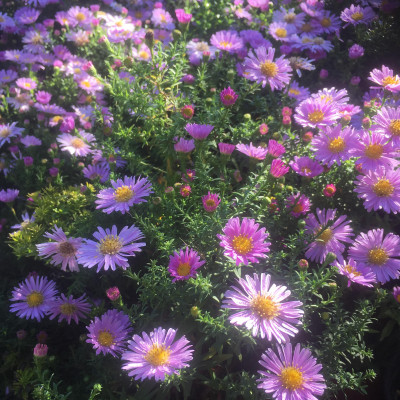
[222, 273, 303, 342]
[86, 309, 132, 357]
[267, 139, 285, 158]
[174, 138, 195, 153]
[236, 143, 268, 160]
[57, 132, 95, 157]
[180, 104, 194, 119]
[95, 176, 153, 214]
[258, 342, 326, 399]
[354, 167, 400, 214]
[243, 46, 292, 91]
[304, 208, 353, 264]
[36, 91, 52, 104]
[48, 293, 91, 324]
[10, 276, 58, 321]
[373, 106, 400, 146]
[210, 30, 243, 53]
[334, 258, 376, 288]
[151, 8, 175, 30]
[16, 77, 37, 91]
[349, 44, 364, 59]
[393, 287, 400, 303]
[270, 159, 290, 178]
[323, 184, 336, 197]
[106, 287, 120, 301]
[121, 327, 193, 381]
[259, 123, 269, 135]
[180, 185, 191, 197]
[202, 191, 221, 212]
[77, 225, 145, 272]
[175, 9, 192, 24]
[369, 65, 400, 93]
[218, 142, 236, 155]
[289, 156, 324, 178]
[341, 4, 376, 27]
[220, 87, 238, 107]
[285, 193, 311, 217]
[311, 125, 357, 167]
[77, 74, 104, 95]
[36, 225, 83, 272]
[217, 217, 271, 265]
[185, 123, 214, 140]
[294, 97, 340, 128]
[168, 247, 205, 282]
[348, 229, 400, 283]
[34, 344, 48, 358]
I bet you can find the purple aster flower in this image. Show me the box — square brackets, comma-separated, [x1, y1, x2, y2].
[287, 81, 310, 103]
[175, 9, 192, 24]
[354, 167, 400, 214]
[236, 143, 268, 160]
[36, 225, 83, 272]
[151, 8, 175, 30]
[349, 229, 400, 283]
[294, 97, 340, 128]
[210, 30, 243, 53]
[67, 6, 93, 29]
[14, 7, 41, 25]
[0, 69, 18, 83]
[222, 273, 303, 342]
[288, 57, 315, 78]
[373, 106, 400, 145]
[217, 217, 271, 266]
[268, 22, 296, 42]
[20, 135, 42, 147]
[340, 4, 376, 27]
[121, 327, 193, 381]
[11, 211, 35, 231]
[334, 258, 376, 288]
[311, 125, 357, 167]
[218, 143, 236, 155]
[267, 140, 285, 158]
[202, 191, 221, 212]
[369, 65, 400, 93]
[304, 208, 353, 264]
[57, 132, 95, 157]
[0, 188, 19, 203]
[82, 164, 110, 183]
[285, 193, 311, 217]
[186, 40, 217, 64]
[77, 74, 104, 95]
[258, 342, 326, 399]
[184, 123, 214, 140]
[95, 176, 153, 214]
[289, 156, 324, 178]
[312, 10, 341, 34]
[270, 159, 290, 178]
[272, 7, 305, 28]
[220, 87, 238, 107]
[10, 276, 58, 321]
[393, 287, 400, 303]
[36, 91, 52, 105]
[77, 225, 145, 272]
[48, 293, 91, 324]
[243, 46, 292, 91]
[174, 138, 195, 153]
[86, 309, 132, 357]
[168, 247, 205, 282]
[312, 87, 349, 106]
[16, 77, 37, 91]
[349, 44, 364, 59]
[0, 122, 24, 147]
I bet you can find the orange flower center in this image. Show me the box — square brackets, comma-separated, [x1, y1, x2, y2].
[76, 12, 86, 22]
[364, 144, 383, 159]
[27, 291, 44, 307]
[71, 138, 85, 149]
[351, 12, 364, 21]
[316, 228, 333, 244]
[344, 264, 361, 276]
[275, 28, 287, 38]
[284, 13, 296, 23]
[251, 295, 279, 319]
[373, 179, 394, 197]
[301, 22, 312, 32]
[97, 330, 114, 347]
[367, 248, 388, 266]
[232, 234, 253, 255]
[328, 137, 346, 153]
[177, 262, 191, 276]
[114, 186, 134, 202]
[292, 203, 304, 214]
[219, 41, 232, 49]
[382, 76, 399, 86]
[321, 17, 332, 27]
[144, 344, 171, 366]
[260, 61, 278, 78]
[289, 88, 300, 96]
[389, 119, 400, 136]
[308, 110, 324, 123]
[280, 366, 304, 390]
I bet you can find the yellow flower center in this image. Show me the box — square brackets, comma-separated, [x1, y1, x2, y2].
[139, 50, 149, 59]
[114, 186, 134, 202]
[364, 144, 383, 159]
[389, 119, 400, 136]
[301, 167, 311, 174]
[321, 17, 332, 27]
[344, 264, 361, 276]
[177, 262, 191, 276]
[219, 41, 232, 49]
[367, 248, 389, 266]
[32, 33, 43, 45]
[223, 94, 234, 102]
[27, 291, 44, 307]
[160, 14, 167, 23]
[232, 234, 253, 255]
[292, 204, 304, 214]
[81, 80, 91, 88]
[260, 61, 278, 78]
[58, 241, 76, 256]
[99, 235, 123, 255]
[97, 330, 114, 347]
[382, 76, 399, 86]
[280, 366, 304, 390]
[71, 138, 85, 148]
[316, 228, 333, 244]
[373, 179, 394, 197]
[328, 137, 346, 153]
[308, 110, 324, 123]
[144, 344, 171, 366]
[301, 22, 312, 32]
[76, 12, 86, 22]
[205, 199, 216, 208]
[351, 12, 364, 21]
[289, 88, 300, 96]
[275, 28, 287, 38]
[284, 13, 296, 23]
[251, 295, 279, 319]
[60, 303, 77, 315]
[0, 128, 11, 138]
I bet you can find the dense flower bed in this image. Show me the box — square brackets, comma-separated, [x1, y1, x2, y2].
[1, 0, 400, 399]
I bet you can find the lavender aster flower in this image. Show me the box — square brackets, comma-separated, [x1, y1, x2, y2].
[210, 30, 243, 53]
[236, 143, 268, 160]
[86, 309, 132, 357]
[168, 247, 205, 282]
[348, 229, 400, 283]
[77, 225, 145, 272]
[10, 276, 58, 321]
[0, 188, 19, 203]
[57, 132, 95, 157]
[218, 143, 236, 155]
[217, 217, 271, 265]
[334, 258, 376, 287]
[184, 123, 214, 140]
[369, 65, 400, 93]
[222, 273, 303, 342]
[289, 156, 324, 178]
[48, 293, 91, 324]
[0, 122, 24, 147]
[122, 327, 193, 381]
[258, 342, 326, 399]
[95, 176, 153, 214]
[174, 138, 195, 153]
[294, 97, 340, 128]
[82, 164, 110, 183]
[373, 106, 400, 145]
[341, 4, 375, 27]
[285, 193, 311, 217]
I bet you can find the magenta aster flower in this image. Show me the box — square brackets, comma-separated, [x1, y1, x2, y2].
[86, 309, 132, 357]
[0, 122, 24, 147]
[334, 258, 376, 288]
[373, 106, 400, 146]
[348, 229, 400, 283]
[369, 65, 400, 93]
[16, 77, 37, 91]
[236, 143, 268, 160]
[10, 276, 58, 321]
[222, 273, 303, 342]
[349, 44, 364, 59]
[36, 225, 83, 272]
[57, 132, 95, 157]
[285, 193, 311, 217]
[393, 287, 400, 303]
[122, 327, 193, 381]
[202, 191, 221, 212]
[175, 9, 192, 24]
[168, 247, 205, 282]
[354, 167, 400, 214]
[270, 159, 290, 178]
[218, 142, 236, 155]
[185, 123, 214, 140]
[258, 342, 326, 399]
[289, 156, 324, 178]
[174, 138, 195, 153]
[243, 46, 292, 91]
[34, 344, 48, 358]
[267, 139, 286, 158]
[294, 97, 340, 128]
[217, 217, 271, 265]
[311, 125, 357, 167]
[341, 4, 375, 27]
[0, 188, 19, 203]
[305, 208, 353, 264]
[95, 176, 153, 214]
[48, 293, 91, 324]
[77, 74, 104, 95]
[77, 225, 145, 272]
[210, 30, 243, 53]
[220, 87, 238, 107]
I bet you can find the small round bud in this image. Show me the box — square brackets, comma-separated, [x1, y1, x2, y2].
[298, 259, 308, 270]
[190, 306, 200, 318]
